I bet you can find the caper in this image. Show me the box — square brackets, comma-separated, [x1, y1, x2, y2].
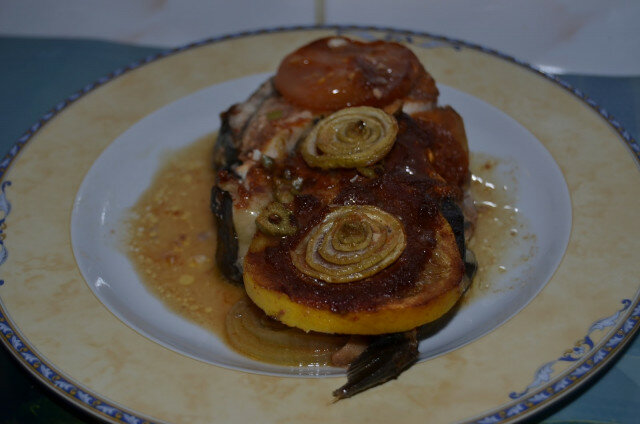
[291, 177, 304, 192]
[274, 178, 295, 204]
[261, 154, 274, 170]
[275, 189, 294, 204]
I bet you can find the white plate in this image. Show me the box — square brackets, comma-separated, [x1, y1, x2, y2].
[71, 72, 571, 376]
[1, 28, 637, 424]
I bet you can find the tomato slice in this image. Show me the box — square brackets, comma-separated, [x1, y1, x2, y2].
[274, 37, 425, 111]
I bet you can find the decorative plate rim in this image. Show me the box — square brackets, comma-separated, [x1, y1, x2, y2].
[0, 25, 638, 424]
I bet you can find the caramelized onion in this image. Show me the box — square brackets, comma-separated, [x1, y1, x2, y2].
[291, 205, 406, 283]
[225, 298, 348, 366]
[301, 107, 398, 169]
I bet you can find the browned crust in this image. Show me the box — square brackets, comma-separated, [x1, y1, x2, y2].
[246, 213, 463, 313]
[244, 214, 464, 334]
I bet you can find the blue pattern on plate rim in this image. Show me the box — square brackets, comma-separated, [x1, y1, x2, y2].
[509, 299, 632, 400]
[473, 300, 640, 424]
[0, 181, 11, 285]
[0, 312, 158, 424]
[0, 25, 638, 424]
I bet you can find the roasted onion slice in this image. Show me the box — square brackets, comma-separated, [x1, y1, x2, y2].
[301, 107, 398, 169]
[291, 205, 405, 283]
[225, 298, 348, 366]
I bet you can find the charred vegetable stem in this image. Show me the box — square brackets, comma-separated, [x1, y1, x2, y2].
[333, 330, 418, 400]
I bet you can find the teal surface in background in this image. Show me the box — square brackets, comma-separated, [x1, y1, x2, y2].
[0, 36, 638, 424]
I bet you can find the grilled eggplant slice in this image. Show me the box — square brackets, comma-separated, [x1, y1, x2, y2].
[211, 36, 476, 399]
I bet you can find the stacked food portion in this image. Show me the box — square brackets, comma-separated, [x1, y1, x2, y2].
[212, 36, 476, 399]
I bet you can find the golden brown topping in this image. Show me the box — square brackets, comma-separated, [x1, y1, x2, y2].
[291, 205, 406, 283]
[301, 106, 398, 169]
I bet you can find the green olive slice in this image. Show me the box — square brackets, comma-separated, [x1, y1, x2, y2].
[256, 202, 297, 236]
[301, 107, 398, 169]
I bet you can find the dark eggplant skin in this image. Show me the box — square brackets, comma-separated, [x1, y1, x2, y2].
[213, 110, 241, 175]
[210, 185, 243, 285]
[211, 81, 278, 286]
[439, 198, 477, 283]
[211, 111, 243, 286]
[440, 198, 465, 258]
